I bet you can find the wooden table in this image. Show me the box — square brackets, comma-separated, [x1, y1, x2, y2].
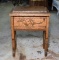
[9, 6, 50, 57]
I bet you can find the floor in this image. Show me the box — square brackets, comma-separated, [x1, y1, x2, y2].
[0, 2, 59, 60]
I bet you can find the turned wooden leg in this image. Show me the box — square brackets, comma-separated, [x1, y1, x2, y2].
[45, 38, 48, 56]
[43, 31, 46, 49]
[44, 17, 49, 56]
[12, 31, 15, 57]
[12, 39, 16, 57]
[45, 31, 48, 56]
[12, 31, 16, 57]
[43, 31, 48, 56]
[11, 17, 16, 57]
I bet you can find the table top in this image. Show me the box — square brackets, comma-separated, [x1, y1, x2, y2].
[9, 6, 50, 16]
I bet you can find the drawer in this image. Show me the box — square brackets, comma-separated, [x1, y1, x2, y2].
[14, 17, 47, 29]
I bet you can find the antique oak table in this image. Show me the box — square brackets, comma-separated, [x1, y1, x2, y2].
[9, 6, 50, 57]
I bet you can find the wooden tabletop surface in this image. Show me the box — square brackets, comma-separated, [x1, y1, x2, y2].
[10, 6, 50, 16]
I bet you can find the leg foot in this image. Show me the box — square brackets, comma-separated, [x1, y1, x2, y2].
[44, 39, 48, 56]
[13, 48, 16, 57]
[45, 51, 47, 57]
[13, 52, 15, 57]
[12, 39, 16, 57]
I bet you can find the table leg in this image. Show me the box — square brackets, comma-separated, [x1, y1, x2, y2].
[12, 31, 16, 57]
[45, 30, 49, 56]
[43, 31, 48, 56]
[43, 31, 46, 49]
[44, 17, 49, 56]
[45, 38, 48, 56]
[11, 17, 16, 57]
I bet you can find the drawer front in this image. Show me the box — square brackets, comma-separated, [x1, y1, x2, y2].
[14, 17, 46, 29]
